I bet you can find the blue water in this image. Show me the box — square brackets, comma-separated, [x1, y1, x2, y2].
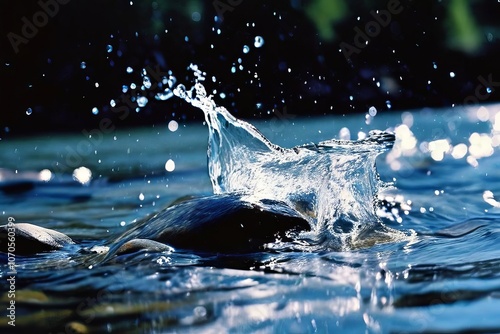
[1, 103, 500, 333]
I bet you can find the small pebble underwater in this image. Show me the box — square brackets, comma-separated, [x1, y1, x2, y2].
[1, 68, 500, 333]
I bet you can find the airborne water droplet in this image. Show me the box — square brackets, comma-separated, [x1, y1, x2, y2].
[254, 36, 264, 48]
[243, 45, 250, 54]
[156, 89, 173, 101]
[80, 62, 86, 69]
[92, 107, 99, 115]
[368, 106, 377, 117]
[165, 159, 175, 172]
[106, 45, 113, 53]
[137, 96, 148, 107]
[26, 108, 32, 115]
[168, 120, 178, 132]
[126, 66, 133, 74]
[143, 76, 152, 89]
[167, 76, 176, 88]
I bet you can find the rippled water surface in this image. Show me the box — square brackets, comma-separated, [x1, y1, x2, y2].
[1, 98, 500, 332]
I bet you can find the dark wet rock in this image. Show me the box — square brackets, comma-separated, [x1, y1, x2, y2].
[109, 194, 311, 255]
[115, 238, 174, 256]
[0, 195, 310, 258]
[0, 223, 75, 255]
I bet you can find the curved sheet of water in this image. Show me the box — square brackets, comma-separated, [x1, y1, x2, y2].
[172, 66, 397, 250]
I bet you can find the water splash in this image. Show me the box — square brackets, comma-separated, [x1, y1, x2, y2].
[169, 65, 398, 250]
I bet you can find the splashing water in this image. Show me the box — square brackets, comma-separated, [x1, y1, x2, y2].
[168, 65, 398, 250]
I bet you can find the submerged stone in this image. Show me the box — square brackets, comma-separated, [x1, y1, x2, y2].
[115, 238, 174, 255]
[108, 194, 310, 255]
[0, 222, 75, 255]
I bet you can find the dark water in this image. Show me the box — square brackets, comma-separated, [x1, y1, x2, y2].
[1, 100, 500, 332]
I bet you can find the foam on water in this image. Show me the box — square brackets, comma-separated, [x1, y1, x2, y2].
[170, 65, 400, 250]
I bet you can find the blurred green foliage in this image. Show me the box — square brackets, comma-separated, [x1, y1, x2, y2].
[300, 0, 487, 53]
[136, 0, 490, 54]
[304, 0, 347, 41]
[445, 0, 482, 53]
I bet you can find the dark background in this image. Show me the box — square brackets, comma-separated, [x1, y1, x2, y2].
[1, 0, 499, 137]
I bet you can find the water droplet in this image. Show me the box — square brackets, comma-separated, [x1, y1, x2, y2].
[165, 159, 175, 172]
[167, 76, 176, 88]
[139, 193, 145, 201]
[432, 61, 437, 69]
[126, 66, 133, 74]
[339, 127, 350, 140]
[73, 166, 92, 185]
[349, 96, 354, 101]
[192, 12, 201, 21]
[449, 72, 455, 78]
[220, 92, 226, 99]
[243, 45, 250, 54]
[254, 36, 264, 48]
[130, 83, 137, 90]
[92, 107, 99, 115]
[122, 85, 128, 93]
[386, 100, 392, 109]
[39, 169, 52, 182]
[106, 45, 113, 53]
[143, 76, 152, 89]
[168, 120, 179, 132]
[486, 87, 492, 94]
[155, 89, 174, 101]
[368, 106, 377, 117]
[110, 99, 116, 107]
[80, 61, 86, 69]
[137, 96, 148, 107]
[26, 107, 32, 115]
[231, 66, 236, 73]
